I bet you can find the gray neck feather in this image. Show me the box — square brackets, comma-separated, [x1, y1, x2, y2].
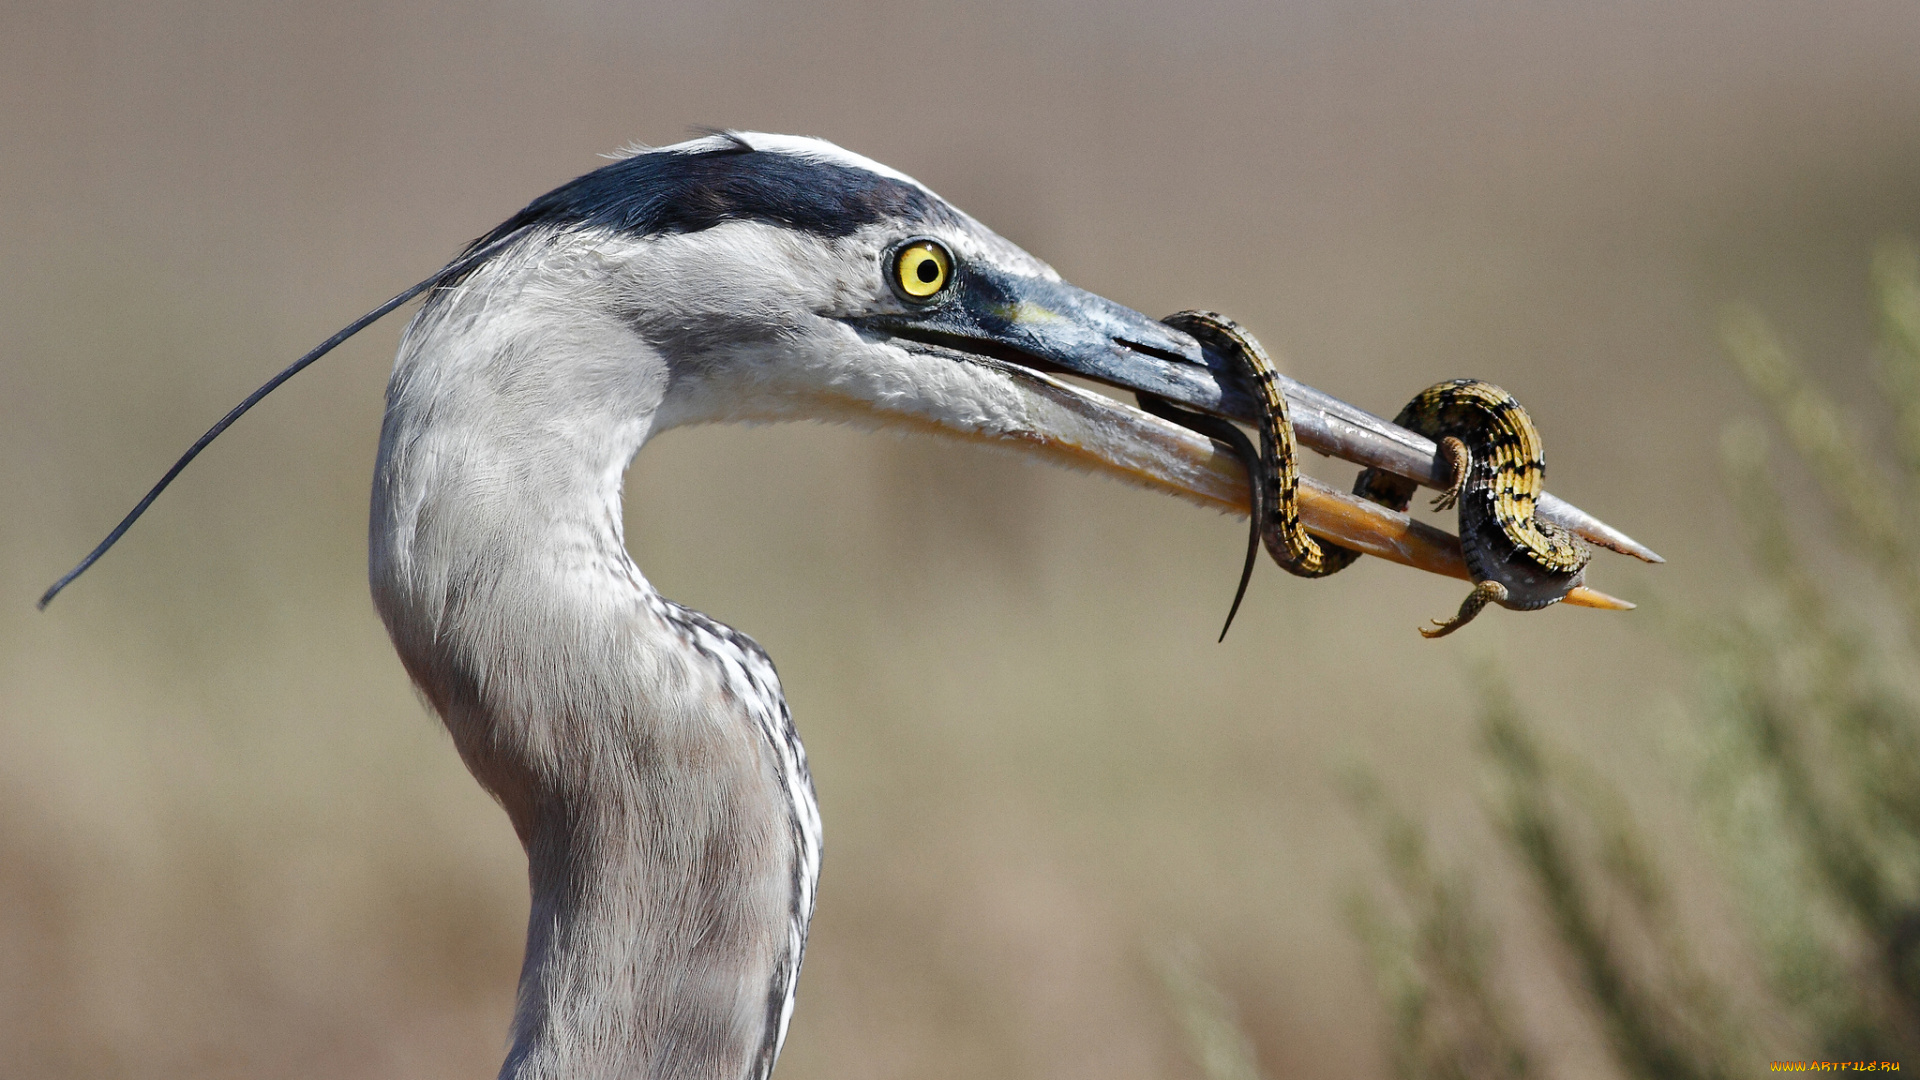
[368, 248, 803, 1080]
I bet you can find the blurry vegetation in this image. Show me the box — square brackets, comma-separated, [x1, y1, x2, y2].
[1314, 239, 1920, 1078]
[1341, 762, 1535, 1080]
[1159, 945, 1270, 1080]
[1700, 239, 1920, 1055]
[1341, 682, 1745, 1080]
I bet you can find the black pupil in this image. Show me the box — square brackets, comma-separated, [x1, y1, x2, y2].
[916, 257, 940, 284]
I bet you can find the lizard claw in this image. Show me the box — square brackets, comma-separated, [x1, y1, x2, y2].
[1419, 580, 1509, 638]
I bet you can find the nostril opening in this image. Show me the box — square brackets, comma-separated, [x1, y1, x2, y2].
[1113, 337, 1192, 365]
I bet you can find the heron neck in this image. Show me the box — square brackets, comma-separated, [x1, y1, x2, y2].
[370, 340, 799, 1079]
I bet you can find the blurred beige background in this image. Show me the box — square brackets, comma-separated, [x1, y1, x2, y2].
[4, 1, 1918, 1077]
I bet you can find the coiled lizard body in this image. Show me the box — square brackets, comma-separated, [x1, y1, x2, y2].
[1148, 311, 1591, 638]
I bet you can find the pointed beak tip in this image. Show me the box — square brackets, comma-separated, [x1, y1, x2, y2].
[1564, 586, 1636, 611]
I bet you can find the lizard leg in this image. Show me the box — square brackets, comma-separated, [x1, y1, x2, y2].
[1429, 436, 1470, 512]
[1420, 579, 1508, 639]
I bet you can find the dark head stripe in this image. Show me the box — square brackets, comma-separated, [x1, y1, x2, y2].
[466, 142, 953, 257]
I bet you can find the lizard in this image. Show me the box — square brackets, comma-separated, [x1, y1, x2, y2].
[1141, 310, 1591, 638]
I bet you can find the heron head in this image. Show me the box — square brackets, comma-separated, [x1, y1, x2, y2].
[409, 131, 1236, 488]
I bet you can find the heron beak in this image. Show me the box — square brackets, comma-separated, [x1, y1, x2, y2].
[860, 269, 1233, 413]
[850, 266, 1654, 608]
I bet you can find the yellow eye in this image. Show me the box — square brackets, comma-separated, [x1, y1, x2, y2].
[893, 240, 952, 299]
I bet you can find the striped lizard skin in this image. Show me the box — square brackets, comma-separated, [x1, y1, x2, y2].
[1150, 311, 1591, 638]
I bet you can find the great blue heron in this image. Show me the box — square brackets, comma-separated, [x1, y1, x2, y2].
[43, 131, 1653, 1079]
